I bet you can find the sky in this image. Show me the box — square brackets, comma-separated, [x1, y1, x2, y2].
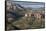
[12, 1, 45, 8]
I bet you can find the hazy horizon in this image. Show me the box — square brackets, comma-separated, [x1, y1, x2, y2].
[11, 1, 45, 8]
